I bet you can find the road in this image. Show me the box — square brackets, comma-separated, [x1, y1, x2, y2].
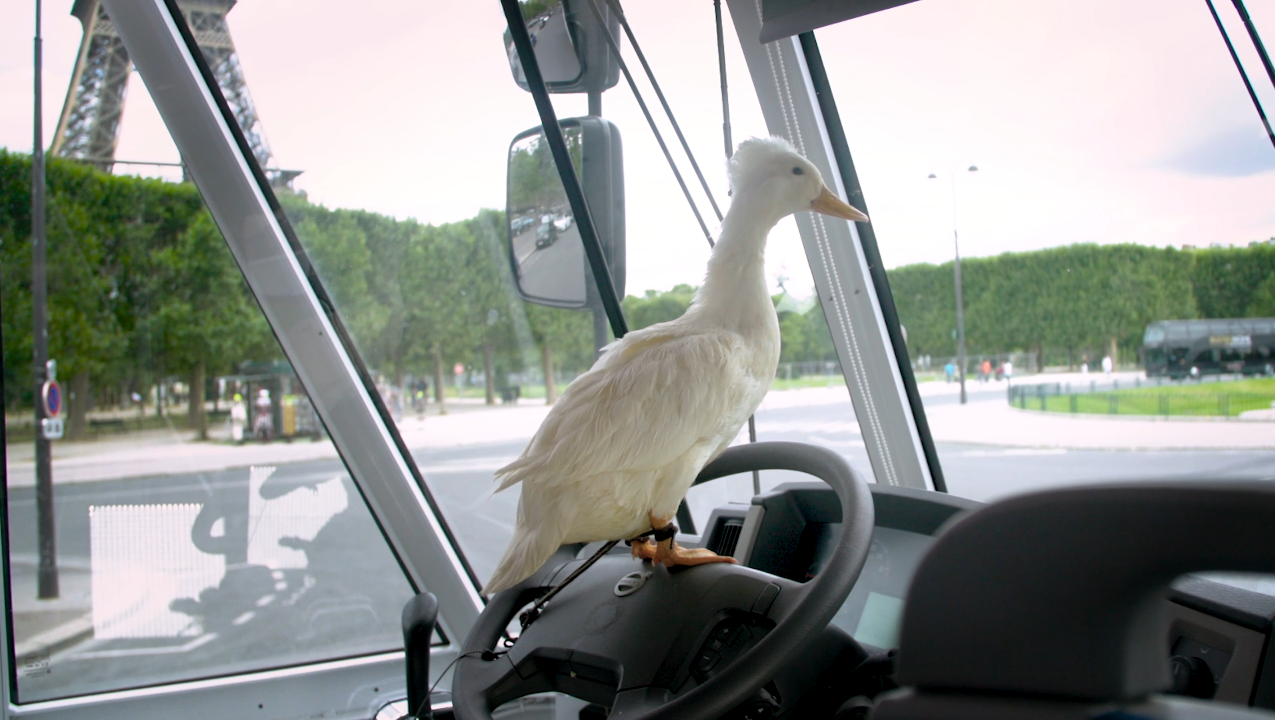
[7, 386, 1275, 700]
[511, 220, 585, 303]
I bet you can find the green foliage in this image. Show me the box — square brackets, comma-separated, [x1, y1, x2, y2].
[1191, 242, 1275, 318]
[621, 284, 696, 330]
[507, 129, 581, 220]
[1029, 378, 1275, 418]
[0, 150, 264, 417]
[7, 145, 1273, 427]
[525, 304, 594, 375]
[889, 243, 1200, 363]
[1249, 272, 1275, 317]
[776, 297, 837, 365]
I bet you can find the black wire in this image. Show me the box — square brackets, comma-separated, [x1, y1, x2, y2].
[1230, 0, 1275, 94]
[797, 31, 949, 493]
[403, 649, 504, 720]
[501, 0, 629, 338]
[583, 0, 716, 248]
[716, 0, 733, 162]
[519, 539, 620, 631]
[1206, 0, 1275, 151]
[605, 0, 724, 223]
[712, 0, 760, 493]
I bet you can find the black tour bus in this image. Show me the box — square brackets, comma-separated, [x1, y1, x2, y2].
[1143, 319, 1275, 378]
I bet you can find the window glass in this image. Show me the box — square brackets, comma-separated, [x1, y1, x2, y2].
[0, 149, 413, 699]
[173, 0, 871, 570]
[813, 0, 1275, 584]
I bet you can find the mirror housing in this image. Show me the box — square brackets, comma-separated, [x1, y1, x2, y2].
[504, 0, 621, 94]
[506, 117, 624, 309]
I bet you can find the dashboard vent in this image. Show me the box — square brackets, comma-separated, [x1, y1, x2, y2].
[709, 518, 745, 558]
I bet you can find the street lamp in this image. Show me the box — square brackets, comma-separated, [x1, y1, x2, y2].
[928, 165, 978, 405]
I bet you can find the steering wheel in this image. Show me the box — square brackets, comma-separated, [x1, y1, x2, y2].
[453, 441, 874, 720]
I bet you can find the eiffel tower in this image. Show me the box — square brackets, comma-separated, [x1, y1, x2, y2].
[50, 0, 298, 187]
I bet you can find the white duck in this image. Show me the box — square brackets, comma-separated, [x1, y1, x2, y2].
[484, 137, 867, 594]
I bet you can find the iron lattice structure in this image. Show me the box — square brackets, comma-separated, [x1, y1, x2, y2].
[52, 0, 297, 186]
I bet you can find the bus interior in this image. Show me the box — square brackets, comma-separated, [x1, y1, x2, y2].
[3, 1, 1275, 719]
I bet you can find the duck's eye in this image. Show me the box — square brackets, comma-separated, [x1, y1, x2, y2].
[792, 167, 804, 175]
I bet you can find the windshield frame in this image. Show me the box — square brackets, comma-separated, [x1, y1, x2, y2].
[724, 0, 937, 492]
[98, 0, 484, 661]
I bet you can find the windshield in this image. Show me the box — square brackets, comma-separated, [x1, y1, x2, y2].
[812, 0, 1275, 591]
[2, 4, 877, 693]
[4, 0, 1274, 702]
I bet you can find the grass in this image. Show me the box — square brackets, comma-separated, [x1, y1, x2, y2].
[1019, 377, 1275, 418]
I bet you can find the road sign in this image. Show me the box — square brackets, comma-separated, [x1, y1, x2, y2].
[42, 379, 62, 417]
[41, 418, 63, 440]
[453, 363, 464, 376]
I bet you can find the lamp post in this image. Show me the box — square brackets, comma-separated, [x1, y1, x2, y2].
[928, 165, 978, 405]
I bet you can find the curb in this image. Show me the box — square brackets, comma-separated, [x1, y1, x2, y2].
[14, 614, 93, 664]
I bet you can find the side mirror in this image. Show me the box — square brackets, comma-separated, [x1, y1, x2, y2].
[506, 117, 624, 309]
[503, 0, 621, 94]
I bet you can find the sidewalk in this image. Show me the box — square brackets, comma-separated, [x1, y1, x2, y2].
[6, 381, 1273, 488]
[5, 399, 554, 488]
[925, 397, 1275, 450]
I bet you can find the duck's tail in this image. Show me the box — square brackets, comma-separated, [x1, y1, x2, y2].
[483, 516, 564, 595]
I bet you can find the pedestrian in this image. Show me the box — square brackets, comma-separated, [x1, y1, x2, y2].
[1003, 360, 1014, 383]
[981, 359, 992, 383]
[1102, 355, 1113, 376]
[230, 393, 247, 443]
[945, 362, 955, 383]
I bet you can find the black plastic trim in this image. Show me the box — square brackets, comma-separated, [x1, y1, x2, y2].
[1170, 576, 1275, 635]
[501, 0, 629, 339]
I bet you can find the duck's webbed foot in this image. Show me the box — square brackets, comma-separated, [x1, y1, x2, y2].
[630, 512, 738, 567]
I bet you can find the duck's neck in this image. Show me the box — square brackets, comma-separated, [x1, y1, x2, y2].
[687, 200, 781, 332]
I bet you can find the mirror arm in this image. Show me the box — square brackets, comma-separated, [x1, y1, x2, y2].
[501, 0, 629, 339]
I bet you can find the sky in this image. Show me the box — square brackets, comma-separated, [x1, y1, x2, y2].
[2, 0, 1274, 299]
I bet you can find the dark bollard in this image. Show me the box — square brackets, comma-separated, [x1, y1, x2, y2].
[402, 592, 439, 720]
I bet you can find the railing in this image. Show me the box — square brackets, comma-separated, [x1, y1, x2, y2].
[776, 361, 842, 380]
[1007, 383, 1275, 418]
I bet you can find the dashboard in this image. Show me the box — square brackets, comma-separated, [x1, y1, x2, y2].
[696, 482, 1275, 711]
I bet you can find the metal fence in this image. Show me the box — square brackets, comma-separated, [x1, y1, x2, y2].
[1007, 383, 1275, 417]
[776, 361, 842, 380]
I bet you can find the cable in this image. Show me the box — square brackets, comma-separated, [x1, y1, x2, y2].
[518, 539, 620, 631]
[716, 0, 733, 163]
[606, 0, 724, 222]
[583, 0, 716, 248]
[1206, 0, 1275, 151]
[1230, 0, 1275, 94]
[402, 649, 505, 720]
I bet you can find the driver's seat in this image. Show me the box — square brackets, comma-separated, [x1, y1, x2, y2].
[873, 482, 1275, 720]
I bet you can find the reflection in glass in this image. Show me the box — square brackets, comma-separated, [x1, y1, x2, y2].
[1, 154, 414, 700]
[507, 128, 587, 307]
[504, 0, 582, 89]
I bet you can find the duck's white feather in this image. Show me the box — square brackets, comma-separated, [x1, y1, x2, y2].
[483, 136, 851, 595]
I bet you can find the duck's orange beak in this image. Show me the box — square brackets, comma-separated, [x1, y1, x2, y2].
[810, 186, 869, 222]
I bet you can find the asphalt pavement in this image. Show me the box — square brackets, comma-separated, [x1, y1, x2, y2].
[5, 374, 1273, 701]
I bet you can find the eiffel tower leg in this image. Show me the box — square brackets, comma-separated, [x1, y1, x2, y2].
[52, 0, 132, 171]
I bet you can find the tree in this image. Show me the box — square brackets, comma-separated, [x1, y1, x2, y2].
[156, 213, 278, 438]
[524, 303, 592, 403]
[621, 285, 696, 330]
[1249, 272, 1275, 317]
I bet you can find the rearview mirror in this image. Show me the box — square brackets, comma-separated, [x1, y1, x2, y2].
[507, 117, 624, 309]
[504, 0, 621, 94]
